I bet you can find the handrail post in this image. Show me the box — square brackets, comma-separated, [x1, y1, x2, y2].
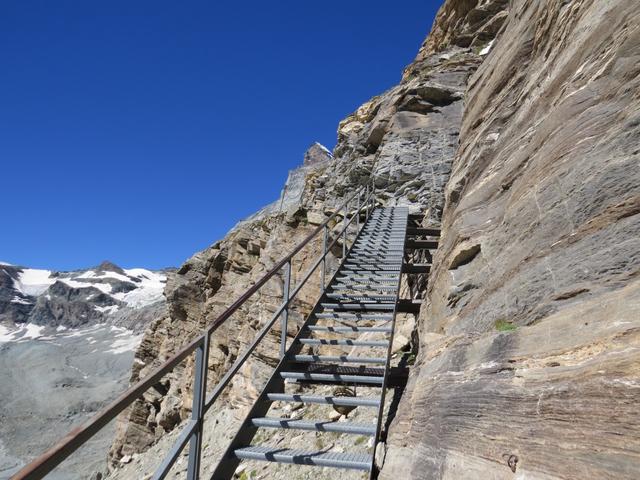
[369, 179, 375, 220]
[321, 224, 328, 292]
[280, 261, 291, 359]
[365, 184, 370, 222]
[342, 200, 348, 258]
[356, 189, 361, 233]
[187, 335, 209, 480]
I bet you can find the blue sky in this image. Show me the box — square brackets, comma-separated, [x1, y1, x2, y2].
[0, 1, 442, 271]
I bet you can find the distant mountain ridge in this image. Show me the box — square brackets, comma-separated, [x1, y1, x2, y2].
[0, 261, 173, 478]
[0, 261, 172, 332]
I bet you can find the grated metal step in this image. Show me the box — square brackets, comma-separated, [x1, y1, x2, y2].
[306, 325, 392, 333]
[337, 273, 401, 280]
[325, 293, 396, 302]
[349, 255, 404, 261]
[348, 258, 403, 264]
[297, 338, 389, 347]
[280, 371, 384, 385]
[304, 364, 386, 376]
[354, 242, 405, 247]
[340, 271, 403, 277]
[344, 260, 403, 266]
[251, 417, 376, 436]
[314, 312, 393, 321]
[334, 279, 398, 285]
[342, 264, 401, 271]
[234, 446, 372, 471]
[290, 354, 387, 364]
[336, 274, 400, 281]
[332, 284, 398, 291]
[320, 302, 395, 311]
[266, 393, 380, 407]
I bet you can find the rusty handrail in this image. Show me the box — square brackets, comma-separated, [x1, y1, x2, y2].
[13, 183, 372, 480]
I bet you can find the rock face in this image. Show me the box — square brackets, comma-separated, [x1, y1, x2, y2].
[416, 0, 509, 59]
[108, 0, 640, 478]
[380, 0, 640, 478]
[319, 44, 480, 221]
[303, 141, 333, 166]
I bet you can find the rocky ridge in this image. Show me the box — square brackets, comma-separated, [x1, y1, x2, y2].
[108, 0, 640, 479]
[0, 261, 169, 332]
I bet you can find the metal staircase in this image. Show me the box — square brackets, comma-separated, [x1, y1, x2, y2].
[213, 207, 408, 478]
[14, 184, 440, 480]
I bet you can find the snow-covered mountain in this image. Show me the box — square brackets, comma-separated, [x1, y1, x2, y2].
[0, 261, 170, 331]
[0, 261, 172, 478]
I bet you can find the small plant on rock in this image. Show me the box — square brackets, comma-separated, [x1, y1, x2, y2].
[495, 319, 517, 332]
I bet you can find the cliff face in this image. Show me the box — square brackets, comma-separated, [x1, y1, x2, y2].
[381, 0, 640, 478]
[109, 0, 640, 478]
[109, 4, 503, 465]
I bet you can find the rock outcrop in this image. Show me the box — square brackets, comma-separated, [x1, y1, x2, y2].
[108, 0, 640, 478]
[380, 0, 640, 478]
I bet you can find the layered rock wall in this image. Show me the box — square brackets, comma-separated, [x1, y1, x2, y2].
[381, 0, 640, 478]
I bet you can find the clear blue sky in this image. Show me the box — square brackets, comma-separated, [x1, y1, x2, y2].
[1, 1, 441, 271]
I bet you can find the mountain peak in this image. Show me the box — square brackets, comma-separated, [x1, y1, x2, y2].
[303, 142, 333, 166]
[95, 261, 125, 274]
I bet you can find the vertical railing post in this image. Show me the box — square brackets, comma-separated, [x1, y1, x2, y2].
[280, 261, 291, 359]
[368, 178, 375, 220]
[365, 184, 370, 222]
[187, 335, 209, 480]
[321, 224, 328, 292]
[356, 189, 361, 233]
[342, 200, 348, 258]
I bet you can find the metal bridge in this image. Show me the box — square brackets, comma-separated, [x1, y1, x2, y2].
[13, 184, 439, 480]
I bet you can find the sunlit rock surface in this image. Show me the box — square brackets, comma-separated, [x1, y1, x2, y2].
[381, 0, 640, 478]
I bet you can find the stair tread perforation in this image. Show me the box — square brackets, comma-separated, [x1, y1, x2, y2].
[297, 338, 389, 347]
[306, 325, 392, 333]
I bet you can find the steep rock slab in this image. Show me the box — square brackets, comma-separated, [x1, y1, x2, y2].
[382, 0, 640, 478]
[319, 50, 479, 222]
